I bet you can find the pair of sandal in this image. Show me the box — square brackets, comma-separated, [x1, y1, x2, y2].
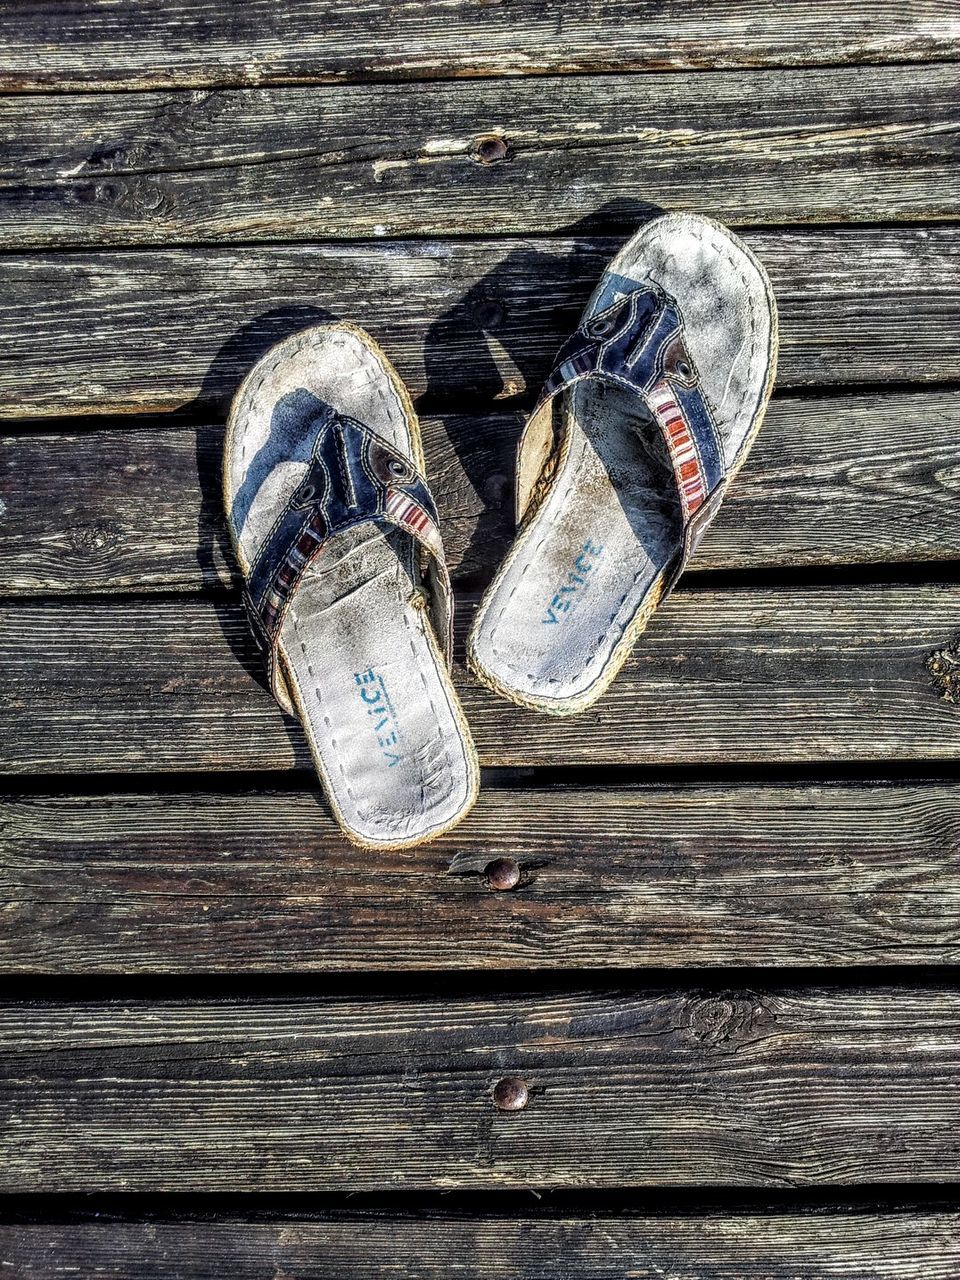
[224, 213, 778, 849]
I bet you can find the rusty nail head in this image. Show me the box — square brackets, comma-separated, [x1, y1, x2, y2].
[493, 1077, 529, 1111]
[473, 134, 509, 164]
[485, 857, 521, 891]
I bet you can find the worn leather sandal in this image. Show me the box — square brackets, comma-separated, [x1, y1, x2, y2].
[224, 322, 479, 848]
[468, 212, 778, 715]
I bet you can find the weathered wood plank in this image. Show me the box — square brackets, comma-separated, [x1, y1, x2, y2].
[1, 986, 958, 1190]
[4, 1210, 960, 1280]
[1, 1, 955, 91]
[1, 229, 958, 418]
[3, 783, 959, 972]
[2, 587, 958, 773]
[3, 390, 959, 594]
[4, 64, 958, 248]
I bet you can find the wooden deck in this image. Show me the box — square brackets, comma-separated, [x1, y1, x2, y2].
[2, 2, 960, 1275]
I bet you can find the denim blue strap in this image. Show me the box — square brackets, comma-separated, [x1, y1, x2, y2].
[535, 276, 725, 518]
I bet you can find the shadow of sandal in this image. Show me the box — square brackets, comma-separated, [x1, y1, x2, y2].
[419, 199, 665, 636]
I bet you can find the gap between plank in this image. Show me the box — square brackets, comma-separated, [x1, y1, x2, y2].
[2, 759, 959, 799]
[1, 1185, 958, 1220]
[5, 967, 960, 1004]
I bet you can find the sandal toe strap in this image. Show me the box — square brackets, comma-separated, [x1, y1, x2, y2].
[519, 277, 728, 594]
[244, 401, 450, 717]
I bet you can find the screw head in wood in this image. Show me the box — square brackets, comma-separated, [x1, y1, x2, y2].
[473, 134, 509, 164]
[474, 298, 505, 330]
[485, 857, 521, 891]
[493, 1077, 529, 1111]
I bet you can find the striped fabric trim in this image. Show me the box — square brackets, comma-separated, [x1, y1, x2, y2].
[540, 348, 596, 401]
[259, 510, 327, 640]
[254, 483, 443, 649]
[386, 488, 444, 561]
[647, 379, 707, 518]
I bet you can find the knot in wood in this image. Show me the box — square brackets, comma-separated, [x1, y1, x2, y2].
[682, 994, 771, 1049]
[926, 637, 960, 704]
[129, 177, 166, 214]
[68, 520, 123, 557]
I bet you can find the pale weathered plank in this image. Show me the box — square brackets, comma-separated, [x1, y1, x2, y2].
[1, 986, 958, 1190]
[3, 783, 959, 972]
[1, 1, 955, 91]
[1, 228, 958, 418]
[1, 587, 959, 774]
[4, 64, 958, 248]
[4, 1210, 960, 1280]
[3, 390, 959, 594]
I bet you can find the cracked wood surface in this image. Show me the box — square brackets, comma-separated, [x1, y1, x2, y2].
[2, 586, 959, 773]
[1, 228, 959, 418]
[1, 1, 955, 91]
[4, 1211, 960, 1280]
[1, 986, 958, 1190]
[3, 783, 959, 973]
[3, 390, 959, 594]
[2, 63, 958, 247]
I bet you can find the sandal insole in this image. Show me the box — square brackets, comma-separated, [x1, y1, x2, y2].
[470, 380, 683, 707]
[277, 524, 475, 847]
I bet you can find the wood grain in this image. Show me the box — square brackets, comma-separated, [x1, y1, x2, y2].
[3, 64, 958, 248]
[3, 0, 959, 1246]
[3, 782, 959, 972]
[2, 586, 959, 774]
[1, 228, 958, 418]
[1, 986, 959, 1190]
[4, 1210, 960, 1279]
[1, 1, 955, 91]
[3, 390, 959, 594]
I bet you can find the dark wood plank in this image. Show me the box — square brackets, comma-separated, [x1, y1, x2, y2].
[3, 390, 959, 594]
[4, 782, 959, 972]
[2, 586, 959, 774]
[4, 64, 958, 248]
[1, 228, 958, 418]
[1, 1, 954, 91]
[4, 1210, 960, 1279]
[1, 986, 958, 1190]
